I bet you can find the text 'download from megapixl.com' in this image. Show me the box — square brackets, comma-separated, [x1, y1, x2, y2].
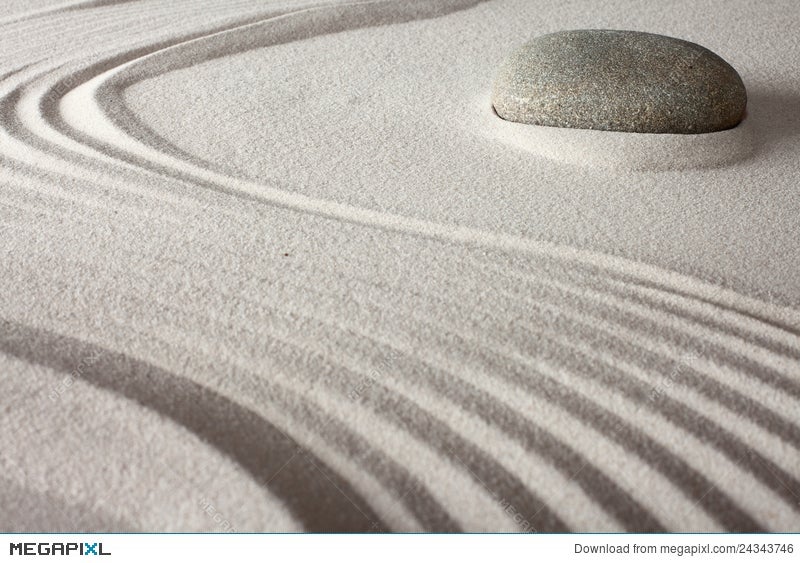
[574, 542, 794, 558]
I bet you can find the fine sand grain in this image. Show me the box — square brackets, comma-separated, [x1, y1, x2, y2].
[1, 0, 799, 532]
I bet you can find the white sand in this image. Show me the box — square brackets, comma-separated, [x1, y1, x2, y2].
[1, 0, 798, 532]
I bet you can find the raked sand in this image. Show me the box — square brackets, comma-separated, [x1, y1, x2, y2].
[1, 0, 799, 532]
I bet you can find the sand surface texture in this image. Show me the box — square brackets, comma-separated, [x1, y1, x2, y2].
[1, 0, 799, 532]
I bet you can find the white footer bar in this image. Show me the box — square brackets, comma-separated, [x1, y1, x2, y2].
[3, 534, 797, 562]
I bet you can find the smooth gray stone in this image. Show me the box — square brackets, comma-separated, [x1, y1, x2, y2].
[492, 30, 747, 134]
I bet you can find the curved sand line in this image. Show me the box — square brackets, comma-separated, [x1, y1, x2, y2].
[34, 226, 792, 529]
[7, 12, 797, 336]
[0, 318, 387, 532]
[26, 233, 789, 529]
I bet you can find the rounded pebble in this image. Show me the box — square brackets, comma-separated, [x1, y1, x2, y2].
[492, 30, 747, 134]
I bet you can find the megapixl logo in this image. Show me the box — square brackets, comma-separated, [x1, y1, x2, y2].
[9, 542, 110, 556]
